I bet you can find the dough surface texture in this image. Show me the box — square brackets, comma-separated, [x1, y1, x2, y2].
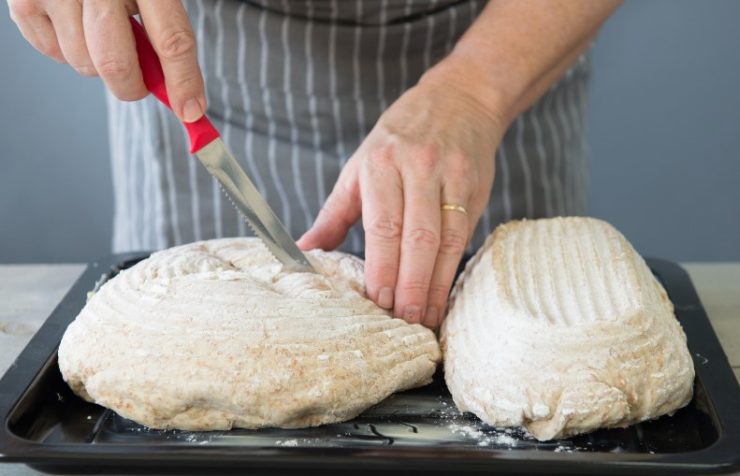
[59, 238, 440, 430]
[441, 217, 694, 441]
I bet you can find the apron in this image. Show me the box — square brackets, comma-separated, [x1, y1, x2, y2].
[107, 0, 591, 254]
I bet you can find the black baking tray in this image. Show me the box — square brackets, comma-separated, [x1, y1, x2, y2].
[0, 255, 738, 475]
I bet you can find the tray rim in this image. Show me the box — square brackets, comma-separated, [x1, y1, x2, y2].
[0, 254, 738, 475]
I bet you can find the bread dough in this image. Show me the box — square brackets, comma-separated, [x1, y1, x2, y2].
[441, 217, 694, 440]
[58, 238, 440, 430]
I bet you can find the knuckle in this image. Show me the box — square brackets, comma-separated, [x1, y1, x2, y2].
[366, 263, 398, 285]
[8, 0, 38, 20]
[168, 74, 200, 94]
[39, 42, 62, 59]
[398, 280, 429, 296]
[438, 228, 467, 256]
[404, 226, 440, 250]
[446, 159, 478, 193]
[318, 204, 349, 228]
[367, 145, 395, 168]
[410, 145, 440, 177]
[366, 217, 403, 242]
[74, 64, 98, 77]
[337, 172, 358, 198]
[466, 170, 480, 191]
[96, 58, 133, 79]
[428, 283, 451, 301]
[156, 28, 196, 60]
[448, 154, 475, 180]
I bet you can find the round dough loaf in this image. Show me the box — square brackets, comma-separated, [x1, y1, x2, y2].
[441, 217, 694, 441]
[59, 238, 440, 430]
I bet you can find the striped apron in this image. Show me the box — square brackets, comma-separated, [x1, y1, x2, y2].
[107, 0, 591, 254]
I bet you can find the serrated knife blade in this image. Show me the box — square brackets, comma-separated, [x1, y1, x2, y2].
[196, 139, 315, 272]
[130, 17, 315, 273]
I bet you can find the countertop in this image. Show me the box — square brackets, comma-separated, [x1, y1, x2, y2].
[0, 262, 738, 475]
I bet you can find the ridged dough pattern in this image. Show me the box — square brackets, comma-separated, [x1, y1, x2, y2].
[59, 238, 440, 430]
[441, 217, 694, 440]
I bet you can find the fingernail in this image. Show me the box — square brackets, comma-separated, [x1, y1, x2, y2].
[182, 98, 204, 123]
[378, 287, 394, 309]
[403, 305, 422, 323]
[425, 306, 439, 327]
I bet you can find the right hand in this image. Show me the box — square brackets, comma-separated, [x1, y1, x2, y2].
[7, 0, 206, 122]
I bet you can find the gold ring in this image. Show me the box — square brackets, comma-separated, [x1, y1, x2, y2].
[441, 203, 467, 214]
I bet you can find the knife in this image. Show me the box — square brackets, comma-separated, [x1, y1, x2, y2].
[129, 17, 315, 273]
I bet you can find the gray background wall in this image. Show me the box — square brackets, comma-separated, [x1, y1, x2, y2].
[1, 0, 738, 263]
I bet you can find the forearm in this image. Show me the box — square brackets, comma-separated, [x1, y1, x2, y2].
[422, 0, 621, 125]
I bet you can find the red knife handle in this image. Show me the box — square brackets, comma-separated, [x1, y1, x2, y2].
[129, 17, 219, 154]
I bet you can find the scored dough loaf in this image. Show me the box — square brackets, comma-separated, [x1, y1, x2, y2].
[58, 238, 440, 430]
[441, 217, 695, 441]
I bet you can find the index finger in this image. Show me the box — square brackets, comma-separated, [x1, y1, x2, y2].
[84, 0, 147, 100]
[138, 0, 205, 122]
[361, 156, 404, 312]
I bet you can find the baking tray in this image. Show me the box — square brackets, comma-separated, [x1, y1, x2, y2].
[0, 254, 738, 475]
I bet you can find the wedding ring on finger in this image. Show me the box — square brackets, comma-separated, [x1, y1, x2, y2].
[441, 203, 468, 215]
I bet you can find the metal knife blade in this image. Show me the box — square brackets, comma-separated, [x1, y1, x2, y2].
[196, 139, 316, 273]
[129, 17, 314, 272]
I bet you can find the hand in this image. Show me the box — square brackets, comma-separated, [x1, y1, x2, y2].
[7, 0, 205, 122]
[298, 60, 507, 329]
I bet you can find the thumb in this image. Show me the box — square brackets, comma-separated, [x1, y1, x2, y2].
[297, 167, 361, 251]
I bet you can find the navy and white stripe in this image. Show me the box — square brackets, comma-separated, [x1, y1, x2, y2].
[107, 0, 591, 254]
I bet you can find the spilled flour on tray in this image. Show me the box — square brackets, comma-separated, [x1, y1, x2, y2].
[183, 433, 212, 445]
[275, 439, 299, 447]
[554, 445, 574, 453]
[449, 423, 519, 448]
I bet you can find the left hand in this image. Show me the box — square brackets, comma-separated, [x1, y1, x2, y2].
[298, 61, 507, 329]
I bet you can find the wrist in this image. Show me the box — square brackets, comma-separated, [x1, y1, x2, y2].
[419, 50, 523, 129]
